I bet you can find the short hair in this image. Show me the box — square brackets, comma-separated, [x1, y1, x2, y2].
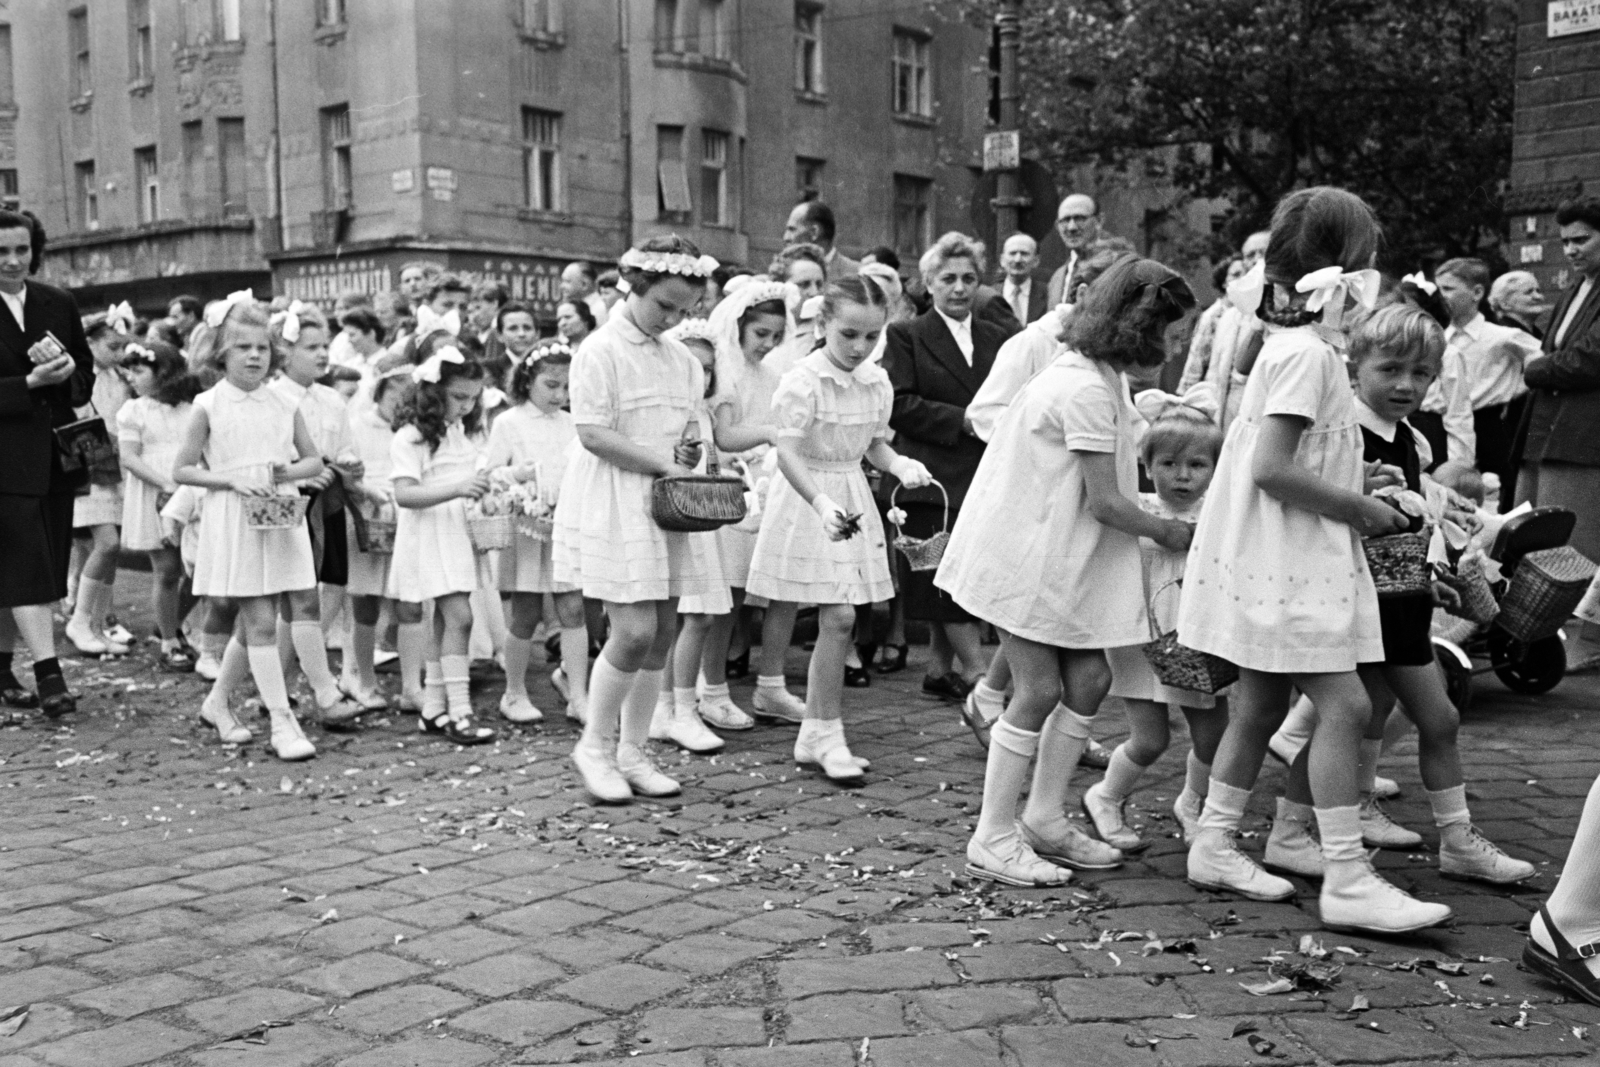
[496, 300, 539, 332]
[0, 209, 47, 273]
[426, 272, 471, 302]
[919, 231, 987, 283]
[399, 260, 444, 282]
[1140, 403, 1225, 466]
[322, 364, 362, 384]
[566, 260, 598, 284]
[555, 299, 596, 333]
[1263, 186, 1382, 288]
[1556, 196, 1600, 231]
[863, 245, 901, 271]
[340, 307, 383, 336]
[1435, 257, 1490, 292]
[1065, 256, 1196, 369]
[470, 279, 510, 306]
[796, 200, 837, 243]
[618, 233, 708, 296]
[1488, 270, 1538, 315]
[596, 268, 620, 291]
[333, 289, 372, 313]
[1348, 303, 1446, 368]
[769, 243, 828, 282]
[168, 295, 203, 320]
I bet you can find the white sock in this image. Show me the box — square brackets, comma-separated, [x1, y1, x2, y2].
[560, 627, 589, 705]
[245, 644, 292, 711]
[398, 620, 426, 700]
[797, 716, 848, 756]
[702, 681, 730, 701]
[291, 620, 342, 707]
[208, 637, 251, 703]
[71, 577, 106, 629]
[1021, 706, 1092, 830]
[975, 719, 1040, 842]
[582, 655, 633, 751]
[1357, 738, 1383, 797]
[1427, 784, 1471, 831]
[1183, 750, 1211, 802]
[673, 686, 698, 714]
[503, 634, 532, 698]
[1197, 780, 1251, 835]
[1314, 805, 1364, 865]
[440, 654, 471, 719]
[1276, 693, 1317, 751]
[422, 660, 446, 719]
[757, 673, 788, 692]
[1099, 744, 1147, 801]
[973, 679, 1006, 724]
[620, 668, 664, 748]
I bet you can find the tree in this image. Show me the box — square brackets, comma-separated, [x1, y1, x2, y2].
[972, 0, 1516, 265]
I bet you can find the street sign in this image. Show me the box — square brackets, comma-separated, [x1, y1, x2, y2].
[1548, 1, 1600, 37]
[983, 131, 1020, 172]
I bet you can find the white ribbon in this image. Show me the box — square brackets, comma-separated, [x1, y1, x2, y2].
[203, 289, 257, 328]
[106, 302, 136, 335]
[412, 345, 465, 383]
[272, 299, 314, 344]
[1134, 381, 1221, 424]
[1295, 266, 1381, 330]
[618, 247, 720, 278]
[859, 262, 903, 303]
[414, 304, 461, 339]
[1402, 271, 1436, 296]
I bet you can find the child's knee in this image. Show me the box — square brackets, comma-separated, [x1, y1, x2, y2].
[394, 601, 424, 625]
[817, 605, 855, 639]
[438, 594, 474, 630]
[351, 596, 381, 626]
[553, 593, 585, 630]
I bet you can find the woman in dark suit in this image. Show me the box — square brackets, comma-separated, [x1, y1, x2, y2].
[883, 232, 1017, 699]
[0, 209, 96, 717]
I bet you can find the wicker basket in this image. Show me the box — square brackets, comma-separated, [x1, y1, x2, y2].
[1497, 546, 1597, 643]
[361, 519, 397, 554]
[1444, 554, 1498, 625]
[242, 494, 310, 530]
[1364, 527, 1433, 598]
[1139, 579, 1239, 695]
[889, 481, 950, 572]
[467, 513, 514, 552]
[651, 443, 748, 533]
[516, 514, 554, 543]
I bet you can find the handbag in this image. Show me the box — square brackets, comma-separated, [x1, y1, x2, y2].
[54, 413, 119, 484]
[651, 422, 748, 533]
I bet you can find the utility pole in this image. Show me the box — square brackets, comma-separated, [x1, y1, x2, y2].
[989, 0, 1024, 240]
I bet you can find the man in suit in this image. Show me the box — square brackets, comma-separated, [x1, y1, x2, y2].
[783, 200, 860, 279]
[1045, 193, 1103, 308]
[997, 233, 1049, 326]
[0, 209, 95, 718]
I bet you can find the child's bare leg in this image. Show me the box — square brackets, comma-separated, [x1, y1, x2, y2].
[1084, 697, 1169, 851]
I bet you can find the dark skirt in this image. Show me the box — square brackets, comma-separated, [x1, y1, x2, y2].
[1407, 411, 1447, 474]
[0, 491, 77, 608]
[1378, 595, 1434, 667]
[895, 500, 973, 623]
[307, 499, 349, 587]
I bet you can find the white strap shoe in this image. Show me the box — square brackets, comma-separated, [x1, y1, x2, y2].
[698, 693, 754, 731]
[752, 685, 807, 724]
[662, 703, 725, 753]
[1019, 817, 1123, 870]
[966, 830, 1072, 887]
[793, 720, 865, 782]
[1082, 781, 1147, 852]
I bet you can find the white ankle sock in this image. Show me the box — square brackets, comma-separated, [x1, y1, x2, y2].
[1099, 744, 1147, 801]
[1021, 706, 1091, 830]
[702, 681, 730, 700]
[503, 634, 532, 698]
[440, 654, 471, 719]
[673, 686, 698, 713]
[1197, 780, 1251, 834]
[71, 578, 106, 630]
[559, 627, 589, 704]
[620, 668, 664, 748]
[245, 644, 292, 710]
[1314, 805, 1364, 864]
[1427, 784, 1471, 830]
[976, 719, 1040, 842]
[1183, 750, 1211, 801]
[757, 673, 787, 691]
[583, 655, 633, 750]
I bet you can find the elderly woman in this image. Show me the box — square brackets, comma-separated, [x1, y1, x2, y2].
[0, 209, 95, 718]
[1490, 270, 1550, 341]
[556, 299, 597, 346]
[882, 232, 1010, 700]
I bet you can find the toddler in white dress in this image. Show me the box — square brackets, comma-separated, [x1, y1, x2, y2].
[65, 314, 133, 657]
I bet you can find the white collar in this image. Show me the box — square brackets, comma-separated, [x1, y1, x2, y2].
[935, 308, 971, 334]
[273, 375, 312, 400]
[217, 378, 271, 402]
[805, 347, 867, 385]
[0, 284, 25, 306]
[1448, 312, 1485, 341]
[1355, 397, 1400, 442]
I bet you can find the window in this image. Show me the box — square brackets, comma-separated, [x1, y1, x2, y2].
[893, 174, 931, 257]
[522, 108, 561, 212]
[695, 0, 728, 60]
[517, 0, 563, 35]
[656, 125, 691, 220]
[182, 120, 206, 215]
[129, 0, 153, 82]
[68, 8, 91, 100]
[795, 4, 823, 94]
[892, 30, 931, 118]
[75, 161, 99, 230]
[0, 24, 13, 108]
[654, 0, 680, 53]
[316, 0, 346, 28]
[135, 147, 160, 224]
[320, 105, 352, 210]
[219, 118, 248, 216]
[219, 0, 242, 41]
[701, 130, 728, 226]
[0, 169, 17, 210]
[796, 156, 824, 202]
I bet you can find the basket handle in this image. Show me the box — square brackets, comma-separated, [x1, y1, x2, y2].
[888, 478, 949, 533]
[1144, 577, 1183, 642]
[680, 420, 720, 477]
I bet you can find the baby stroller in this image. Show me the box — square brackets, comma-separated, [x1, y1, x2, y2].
[1432, 506, 1595, 710]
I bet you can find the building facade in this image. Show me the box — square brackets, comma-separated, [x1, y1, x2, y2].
[1, 0, 991, 318]
[1508, 0, 1600, 294]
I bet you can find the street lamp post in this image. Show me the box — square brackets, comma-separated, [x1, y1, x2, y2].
[991, 0, 1024, 240]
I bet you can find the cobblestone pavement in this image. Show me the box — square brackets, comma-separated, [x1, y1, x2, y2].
[2, 580, 1598, 1066]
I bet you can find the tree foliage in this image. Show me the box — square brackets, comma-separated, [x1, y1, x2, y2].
[972, 0, 1516, 264]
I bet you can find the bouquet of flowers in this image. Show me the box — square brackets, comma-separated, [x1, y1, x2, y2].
[487, 464, 556, 541]
[465, 472, 517, 551]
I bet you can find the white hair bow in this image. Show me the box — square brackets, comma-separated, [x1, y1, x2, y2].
[412, 345, 465, 383]
[414, 304, 461, 340]
[1296, 267, 1381, 329]
[1402, 271, 1437, 296]
[106, 302, 136, 335]
[203, 289, 257, 329]
[272, 299, 314, 344]
[859, 262, 903, 303]
[1134, 381, 1221, 424]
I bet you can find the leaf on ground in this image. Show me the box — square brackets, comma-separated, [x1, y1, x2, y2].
[0, 1007, 28, 1038]
[1298, 934, 1328, 959]
[1124, 1033, 1159, 1048]
[1348, 994, 1370, 1013]
[207, 1020, 291, 1048]
[1247, 1033, 1278, 1056]
[1240, 977, 1295, 996]
[1230, 1020, 1260, 1038]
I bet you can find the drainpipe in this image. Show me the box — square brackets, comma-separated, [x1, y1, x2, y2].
[267, 0, 286, 252]
[617, 0, 633, 250]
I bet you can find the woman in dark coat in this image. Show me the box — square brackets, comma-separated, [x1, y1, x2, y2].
[882, 232, 1017, 699]
[0, 209, 96, 717]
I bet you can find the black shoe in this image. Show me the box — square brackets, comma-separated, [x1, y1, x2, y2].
[1, 685, 39, 709]
[921, 671, 971, 702]
[420, 709, 498, 746]
[41, 691, 77, 718]
[844, 664, 872, 688]
[725, 649, 750, 680]
[876, 643, 909, 674]
[1524, 904, 1600, 1007]
[544, 631, 562, 663]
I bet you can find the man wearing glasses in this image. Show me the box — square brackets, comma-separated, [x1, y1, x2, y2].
[1045, 194, 1103, 308]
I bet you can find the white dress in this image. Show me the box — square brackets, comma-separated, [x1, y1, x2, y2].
[706, 355, 785, 585]
[116, 397, 192, 551]
[189, 381, 316, 598]
[1106, 493, 1218, 709]
[387, 422, 482, 603]
[73, 368, 130, 528]
[552, 314, 720, 603]
[485, 403, 578, 595]
[934, 348, 1147, 649]
[344, 406, 396, 599]
[745, 350, 895, 606]
[1176, 324, 1383, 673]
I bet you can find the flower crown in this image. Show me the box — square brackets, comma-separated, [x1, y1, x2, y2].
[513, 337, 574, 366]
[118, 342, 159, 368]
[667, 318, 718, 346]
[619, 247, 720, 278]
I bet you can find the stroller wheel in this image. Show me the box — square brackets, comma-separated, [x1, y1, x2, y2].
[1489, 630, 1567, 695]
[1434, 644, 1472, 711]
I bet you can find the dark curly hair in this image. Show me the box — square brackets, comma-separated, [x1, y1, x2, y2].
[507, 338, 573, 404]
[392, 333, 488, 452]
[0, 209, 47, 274]
[119, 338, 200, 407]
[1065, 255, 1196, 369]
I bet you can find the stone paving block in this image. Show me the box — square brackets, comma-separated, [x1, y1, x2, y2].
[550, 963, 687, 1011]
[262, 847, 375, 873]
[182, 985, 326, 1035]
[76, 866, 183, 892]
[912, 986, 1046, 1031]
[32, 1018, 204, 1067]
[1052, 976, 1191, 1021]
[74, 883, 203, 917]
[1001, 1021, 1156, 1067]
[173, 864, 285, 894]
[0, 967, 99, 1004]
[868, 1029, 1004, 1067]
[1088, 905, 1212, 938]
[0, 908, 92, 944]
[363, 847, 476, 875]
[775, 953, 957, 998]
[0, 932, 104, 969]
[1189, 900, 1320, 932]
[334, 1035, 497, 1067]
[65, 972, 211, 1018]
[380, 895, 506, 929]
[466, 873, 591, 904]
[864, 923, 973, 952]
[1172, 976, 1329, 1016]
[1420, 1006, 1592, 1059]
[610, 901, 728, 939]
[437, 952, 565, 998]
[295, 952, 429, 997]
[1148, 1026, 1316, 1067]
[179, 944, 311, 988]
[1071, 945, 1205, 977]
[1282, 1011, 1457, 1063]
[391, 925, 524, 966]
[383, 866, 499, 900]
[532, 928, 657, 969]
[715, 1042, 854, 1066]
[561, 878, 686, 914]
[202, 911, 309, 946]
[957, 943, 1088, 983]
[0, 1003, 92, 1051]
[481, 898, 609, 938]
[296, 915, 422, 958]
[633, 1006, 767, 1051]
[448, 999, 602, 1045]
[783, 992, 908, 1042]
[722, 908, 839, 944]
[641, 933, 776, 976]
[188, 1022, 364, 1067]
[2, 885, 92, 911]
[336, 983, 474, 1035]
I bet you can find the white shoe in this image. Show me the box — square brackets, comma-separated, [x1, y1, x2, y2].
[552, 668, 586, 724]
[1372, 775, 1401, 800]
[194, 654, 222, 681]
[1187, 828, 1296, 901]
[315, 690, 364, 728]
[268, 709, 316, 761]
[1264, 819, 1325, 878]
[966, 830, 1072, 887]
[1019, 818, 1123, 870]
[1360, 796, 1423, 849]
[344, 684, 391, 713]
[1320, 858, 1452, 933]
[199, 694, 252, 745]
[65, 619, 127, 656]
[793, 723, 865, 782]
[498, 693, 543, 724]
[752, 685, 807, 724]
[1173, 791, 1203, 844]
[1082, 782, 1146, 852]
[572, 742, 632, 803]
[660, 702, 725, 753]
[1439, 826, 1536, 884]
[698, 693, 754, 731]
[648, 696, 675, 741]
[616, 742, 681, 797]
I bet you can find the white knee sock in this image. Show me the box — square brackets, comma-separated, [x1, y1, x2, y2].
[1021, 707, 1092, 830]
[620, 668, 664, 748]
[503, 634, 532, 698]
[209, 637, 251, 702]
[245, 644, 292, 711]
[1099, 744, 1148, 801]
[972, 679, 1007, 724]
[422, 660, 446, 719]
[441, 653, 471, 719]
[560, 627, 589, 704]
[1274, 693, 1317, 755]
[290, 620, 342, 707]
[1197, 780, 1252, 834]
[975, 719, 1040, 843]
[1315, 805, 1365, 865]
[582, 655, 634, 751]
[1182, 750, 1211, 803]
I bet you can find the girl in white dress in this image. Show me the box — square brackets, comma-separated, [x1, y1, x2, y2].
[1175, 186, 1447, 935]
[388, 335, 498, 747]
[552, 234, 721, 803]
[485, 338, 586, 725]
[174, 301, 323, 761]
[935, 257, 1196, 887]
[746, 276, 933, 782]
[1083, 384, 1228, 852]
[65, 314, 133, 656]
[115, 339, 199, 671]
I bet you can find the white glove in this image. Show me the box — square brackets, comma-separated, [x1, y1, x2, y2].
[887, 455, 933, 490]
[810, 493, 848, 539]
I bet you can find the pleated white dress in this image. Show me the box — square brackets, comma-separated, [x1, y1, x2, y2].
[116, 397, 192, 551]
[344, 405, 395, 599]
[189, 380, 316, 598]
[386, 422, 482, 603]
[552, 315, 721, 603]
[486, 403, 578, 595]
[745, 350, 895, 606]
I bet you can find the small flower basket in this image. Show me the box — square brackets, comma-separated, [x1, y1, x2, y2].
[1363, 527, 1433, 598]
[888, 481, 950, 573]
[1444, 553, 1498, 625]
[1497, 546, 1597, 644]
[1140, 579, 1239, 695]
[243, 493, 310, 530]
[652, 442, 748, 533]
[361, 519, 398, 554]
